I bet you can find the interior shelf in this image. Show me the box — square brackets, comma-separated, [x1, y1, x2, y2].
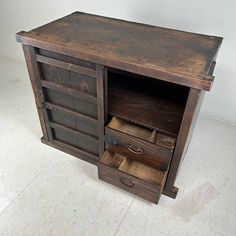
[108, 70, 189, 136]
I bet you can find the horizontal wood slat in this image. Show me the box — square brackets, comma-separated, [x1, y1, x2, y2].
[41, 138, 99, 165]
[44, 102, 98, 125]
[49, 121, 99, 144]
[41, 80, 97, 104]
[36, 54, 96, 77]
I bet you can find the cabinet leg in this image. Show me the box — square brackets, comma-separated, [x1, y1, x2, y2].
[162, 186, 179, 199]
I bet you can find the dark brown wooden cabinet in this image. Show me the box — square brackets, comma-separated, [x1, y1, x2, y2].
[16, 12, 223, 204]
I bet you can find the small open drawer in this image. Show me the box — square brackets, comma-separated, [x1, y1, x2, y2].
[105, 117, 176, 170]
[98, 151, 167, 204]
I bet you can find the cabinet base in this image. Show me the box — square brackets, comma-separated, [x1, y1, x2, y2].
[41, 137, 178, 199]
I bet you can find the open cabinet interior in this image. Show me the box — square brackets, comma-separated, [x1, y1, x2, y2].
[107, 69, 190, 137]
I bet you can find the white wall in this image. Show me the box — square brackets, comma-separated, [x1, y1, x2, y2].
[0, 0, 235, 124]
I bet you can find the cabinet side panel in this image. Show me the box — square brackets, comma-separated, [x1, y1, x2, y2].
[163, 88, 203, 197]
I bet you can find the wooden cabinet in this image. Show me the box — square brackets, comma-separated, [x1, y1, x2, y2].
[16, 12, 223, 204]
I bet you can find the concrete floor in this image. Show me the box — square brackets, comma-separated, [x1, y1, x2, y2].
[0, 57, 236, 236]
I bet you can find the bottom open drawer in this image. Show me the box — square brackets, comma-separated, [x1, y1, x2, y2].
[98, 151, 167, 204]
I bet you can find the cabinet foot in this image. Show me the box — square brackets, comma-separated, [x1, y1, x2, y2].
[162, 186, 178, 199]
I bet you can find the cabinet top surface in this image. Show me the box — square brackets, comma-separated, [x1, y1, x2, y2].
[17, 12, 223, 91]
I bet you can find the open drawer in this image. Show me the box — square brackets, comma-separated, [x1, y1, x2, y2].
[98, 151, 167, 204]
[105, 117, 176, 171]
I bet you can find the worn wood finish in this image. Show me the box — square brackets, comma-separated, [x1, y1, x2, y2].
[108, 71, 188, 136]
[44, 102, 98, 125]
[98, 151, 167, 204]
[16, 12, 222, 91]
[39, 61, 97, 96]
[38, 48, 96, 69]
[105, 128, 172, 171]
[163, 88, 203, 197]
[47, 108, 98, 138]
[41, 80, 97, 104]
[49, 122, 99, 145]
[44, 88, 98, 119]
[17, 12, 223, 204]
[107, 117, 176, 150]
[37, 54, 96, 78]
[96, 65, 106, 157]
[51, 127, 99, 155]
[22, 45, 53, 141]
[42, 138, 98, 165]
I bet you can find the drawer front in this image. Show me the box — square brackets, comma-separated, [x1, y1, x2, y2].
[105, 128, 172, 171]
[98, 163, 161, 204]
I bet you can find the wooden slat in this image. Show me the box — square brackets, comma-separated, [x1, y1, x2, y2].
[41, 80, 97, 104]
[41, 138, 98, 165]
[49, 121, 99, 144]
[22, 45, 53, 141]
[96, 65, 106, 157]
[36, 54, 96, 77]
[44, 102, 98, 125]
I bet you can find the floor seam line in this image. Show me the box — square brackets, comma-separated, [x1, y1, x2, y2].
[112, 197, 135, 236]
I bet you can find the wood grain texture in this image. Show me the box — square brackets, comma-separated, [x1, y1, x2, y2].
[98, 151, 167, 204]
[16, 12, 223, 91]
[37, 54, 96, 78]
[44, 102, 98, 125]
[107, 117, 175, 150]
[16, 13, 223, 203]
[163, 88, 203, 197]
[38, 48, 96, 69]
[49, 122, 99, 145]
[51, 127, 99, 155]
[41, 80, 97, 104]
[105, 128, 172, 171]
[41, 138, 98, 165]
[96, 65, 106, 157]
[44, 88, 98, 119]
[22, 45, 53, 141]
[47, 107, 98, 138]
[39, 61, 97, 97]
[108, 71, 188, 136]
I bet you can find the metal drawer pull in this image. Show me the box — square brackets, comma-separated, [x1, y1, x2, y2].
[120, 177, 134, 188]
[127, 144, 143, 154]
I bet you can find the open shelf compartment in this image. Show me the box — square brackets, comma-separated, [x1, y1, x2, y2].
[107, 69, 190, 136]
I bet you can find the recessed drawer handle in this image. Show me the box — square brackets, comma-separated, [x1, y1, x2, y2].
[120, 177, 134, 188]
[127, 144, 143, 154]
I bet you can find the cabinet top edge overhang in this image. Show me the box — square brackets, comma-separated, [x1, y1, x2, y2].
[16, 11, 223, 91]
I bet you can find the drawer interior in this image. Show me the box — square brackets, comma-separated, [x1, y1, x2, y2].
[100, 151, 166, 187]
[107, 117, 176, 150]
